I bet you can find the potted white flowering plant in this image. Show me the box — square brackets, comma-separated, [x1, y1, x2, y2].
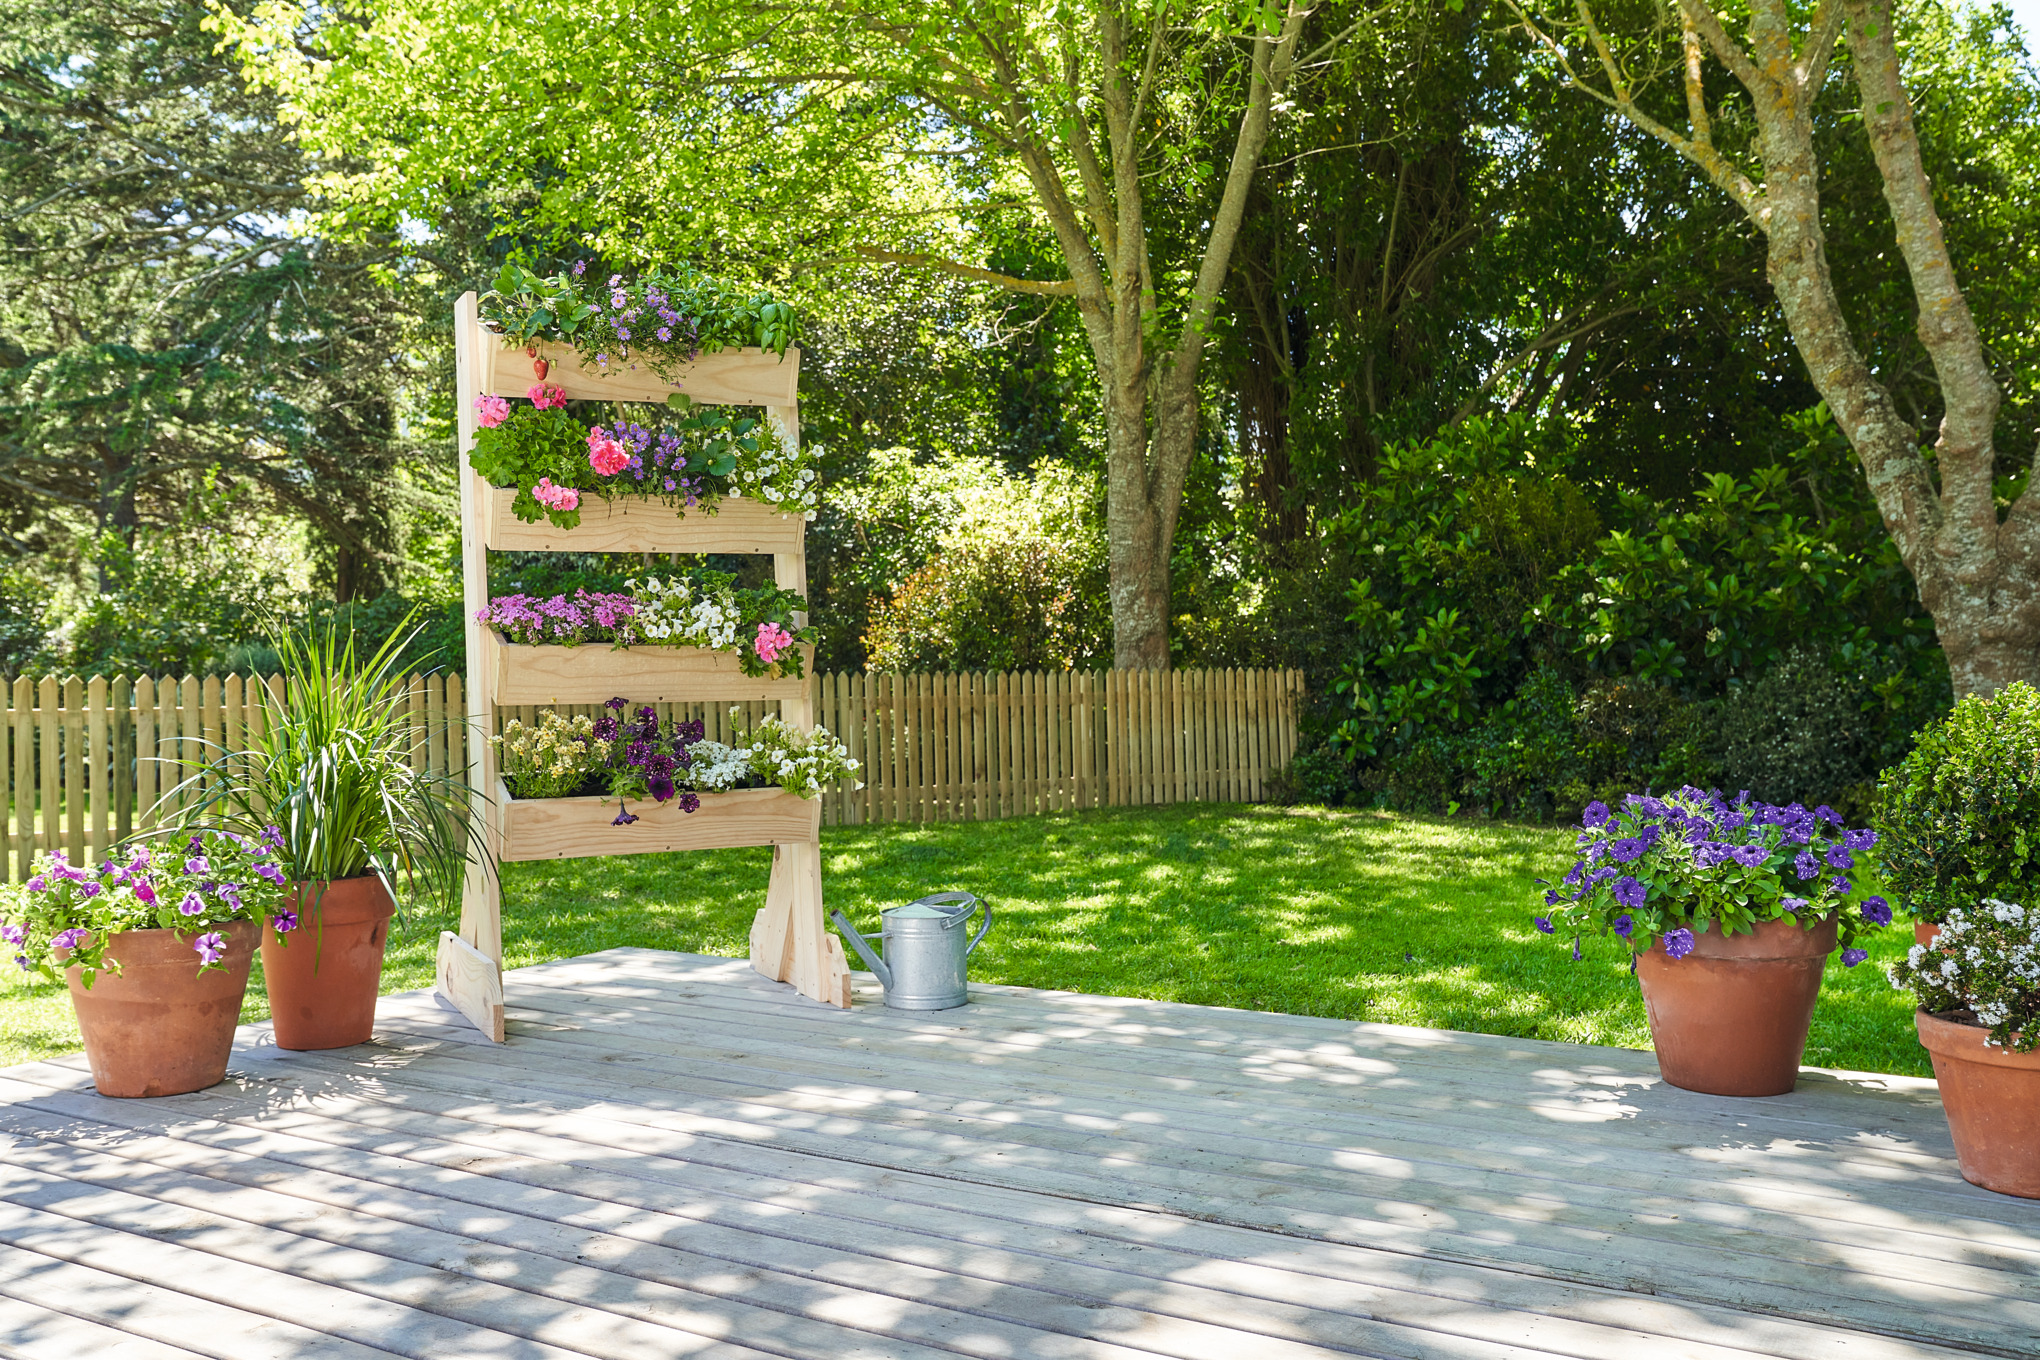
[1536, 786, 1889, 1096]
[3, 829, 290, 1097]
[1890, 899, 2040, 1198]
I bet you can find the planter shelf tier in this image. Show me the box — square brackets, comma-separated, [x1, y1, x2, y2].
[438, 295, 851, 1044]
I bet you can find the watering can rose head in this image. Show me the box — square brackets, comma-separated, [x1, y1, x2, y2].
[1533, 787, 1888, 963]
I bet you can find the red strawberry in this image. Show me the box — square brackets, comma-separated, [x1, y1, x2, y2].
[532, 357, 549, 380]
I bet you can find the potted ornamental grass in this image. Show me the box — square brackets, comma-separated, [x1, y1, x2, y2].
[1537, 786, 1889, 1097]
[172, 618, 483, 1050]
[3, 830, 289, 1096]
[1889, 899, 2040, 1198]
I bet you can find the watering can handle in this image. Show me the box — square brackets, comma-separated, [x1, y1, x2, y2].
[964, 900, 993, 959]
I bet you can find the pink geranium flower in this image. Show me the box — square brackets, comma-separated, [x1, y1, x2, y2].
[586, 428, 631, 477]
[527, 382, 569, 410]
[532, 478, 581, 512]
[754, 621, 795, 665]
[474, 394, 511, 428]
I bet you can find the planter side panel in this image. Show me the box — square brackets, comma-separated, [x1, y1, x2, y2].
[502, 785, 821, 861]
[494, 638, 811, 706]
[479, 331, 799, 406]
[481, 488, 803, 555]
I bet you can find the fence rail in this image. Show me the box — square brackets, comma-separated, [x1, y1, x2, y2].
[2, 667, 1302, 880]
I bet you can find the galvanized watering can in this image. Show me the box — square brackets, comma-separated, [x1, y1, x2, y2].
[831, 892, 992, 1010]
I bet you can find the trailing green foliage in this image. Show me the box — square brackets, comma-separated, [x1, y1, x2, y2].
[479, 261, 797, 367]
[1875, 682, 2040, 924]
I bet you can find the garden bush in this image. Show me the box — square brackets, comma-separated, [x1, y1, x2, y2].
[1876, 681, 2040, 923]
[1716, 646, 1870, 814]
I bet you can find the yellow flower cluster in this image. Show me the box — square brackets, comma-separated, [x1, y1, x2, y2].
[495, 711, 610, 800]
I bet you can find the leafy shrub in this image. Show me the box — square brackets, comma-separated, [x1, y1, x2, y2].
[1876, 682, 2040, 923]
[1716, 647, 1870, 812]
[864, 534, 1109, 672]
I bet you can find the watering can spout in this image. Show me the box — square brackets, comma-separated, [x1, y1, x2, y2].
[830, 909, 891, 990]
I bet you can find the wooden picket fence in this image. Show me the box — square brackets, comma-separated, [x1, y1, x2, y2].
[2, 667, 1302, 879]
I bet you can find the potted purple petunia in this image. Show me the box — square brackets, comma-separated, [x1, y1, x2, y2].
[4, 829, 293, 1097]
[1536, 787, 1890, 1096]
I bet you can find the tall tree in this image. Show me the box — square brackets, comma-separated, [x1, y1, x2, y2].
[218, 0, 1377, 667]
[1505, 0, 2040, 697]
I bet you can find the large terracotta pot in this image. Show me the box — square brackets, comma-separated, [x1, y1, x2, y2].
[66, 921, 258, 1098]
[261, 875, 396, 1050]
[1916, 1010, 2040, 1198]
[1634, 915, 1839, 1097]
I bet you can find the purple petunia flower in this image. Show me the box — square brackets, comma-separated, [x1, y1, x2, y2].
[79, 881, 102, 899]
[134, 880, 158, 905]
[1794, 851, 1820, 881]
[1841, 948, 1869, 968]
[1534, 916, 1556, 934]
[1543, 889, 1563, 906]
[255, 862, 285, 885]
[218, 884, 242, 911]
[1611, 837, 1646, 864]
[647, 775, 677, 803]
[1861, 896, 1893, 926]
[679, 793, 701, 814]
[0, 924, 24, 946]
[185, 856, 210, 876]
[1843, 827, 1878, 851]
[272, 909, 299, 934]
[1826, 845, 1854, 870]
[1781, 896, 1808, 913]
[25, 875, 47, 892]
[178, 891, 205, 917]
[1730, 844, 1769, 868]
[51, 927, 89, 951]
[193, 932, 226, 965]
[1613, 875, 1647, 909]
[1663, 927, 1697, 961]
[1612, 914, 1633, 938]
[612, 805, 639, 826]
[605, 696, 629, 711]
[1829, 876, 1852, 895]
[1582, 801, 1611, 829]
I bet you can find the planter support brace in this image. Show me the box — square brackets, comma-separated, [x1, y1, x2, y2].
[439, 291, 847, 1043]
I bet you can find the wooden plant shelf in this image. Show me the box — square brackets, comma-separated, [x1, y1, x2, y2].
[499, 782, 820, 861]
[444, 292, 849, 1041]
[481, 487, 805, 555]
[481, 334, 799, 407]
[485, 632, 811, 707]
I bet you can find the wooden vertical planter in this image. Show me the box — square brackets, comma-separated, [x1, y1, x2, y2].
[437, 306, 850, 1041]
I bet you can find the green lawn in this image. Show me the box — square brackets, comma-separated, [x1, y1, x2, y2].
[1, 804, 1928, 1075]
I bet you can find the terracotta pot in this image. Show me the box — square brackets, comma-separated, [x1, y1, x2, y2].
[65, 922, 258, 1098]
[1915, 1010, 2040, 1198]
[1915, 920, 1942, 948]
[261, 876, 396, 1050]
[1634, 915, 1839, 1097]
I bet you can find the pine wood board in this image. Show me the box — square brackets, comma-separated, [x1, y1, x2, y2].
[490, 634, 811, 707]
[480, 488, 805, 555]
[500, 783, 820, 861]
[3, 950, 2037, 1360]
[478, 332, 800, 407]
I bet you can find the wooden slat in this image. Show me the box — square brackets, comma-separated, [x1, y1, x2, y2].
[480, 487, 806, 555]
[8, 678, 26, 876]
[87, 676, 109, 864]
[477, 329, 801, 406]
[500, 783, 820, 861]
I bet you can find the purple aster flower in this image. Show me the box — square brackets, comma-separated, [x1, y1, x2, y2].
[1841, 948, 1869, 968]
[658, 327, 673, 342]
[178, 891, 205, 916]
[1612, 913, 1633, 938]
[618, 328, 631, 341]
[573, 258, 588, 275]
[192, 932, 226, 965]
[1825, 845, 1854, 870]
[679, 793, 701, 814]
[612, 805, 639, 826]
[1582, 801, 1611, 828]
[1611, 837, 1646, 864]
[1794, 851, 1820, 881]
[1613, 875, 1647, 909]
[272, 909, 300, 933]
[1861, 896, 1892, 926]
[1780, 895, 1808, 913]
[1662, 927, 1697, 961]
[50, 927, 89, 951]
[1534, 916, 1556, 934]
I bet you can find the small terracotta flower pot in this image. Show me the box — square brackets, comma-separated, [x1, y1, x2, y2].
[261, 876, 396, 1050]
[66, 922, 258, 1098]
[1915, 1010, 2040, 1198]
[1635, 915, 1838, 1097]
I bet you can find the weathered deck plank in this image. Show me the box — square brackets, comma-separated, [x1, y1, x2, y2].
[2, 948, 2034, 1360]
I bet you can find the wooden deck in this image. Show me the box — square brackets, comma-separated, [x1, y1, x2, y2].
[1, 949, 2035, 1360]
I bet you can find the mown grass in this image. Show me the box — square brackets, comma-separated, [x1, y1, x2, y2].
[0, 803, 1927, 1075]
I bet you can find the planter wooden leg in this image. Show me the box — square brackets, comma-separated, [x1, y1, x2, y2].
[751, 839, 848, 1008]
[437, 850, 505, 1042]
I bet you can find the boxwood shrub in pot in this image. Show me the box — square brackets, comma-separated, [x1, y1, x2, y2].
[1536, 787, 1891, 1096]
[1875, 682, 2040, 935]
[172, 617, 484, 1050]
